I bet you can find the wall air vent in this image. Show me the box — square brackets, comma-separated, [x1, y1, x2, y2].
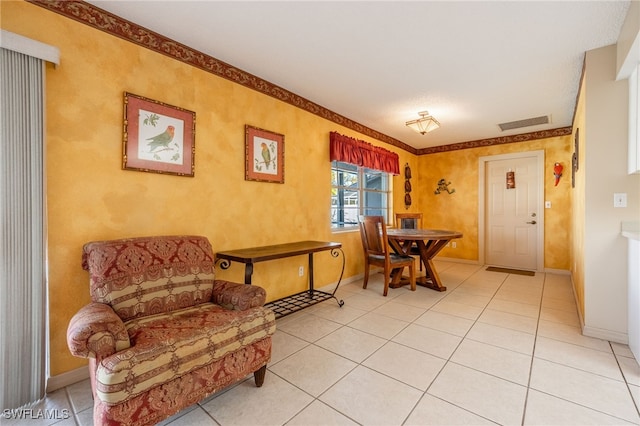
[498, 115, 550, 131]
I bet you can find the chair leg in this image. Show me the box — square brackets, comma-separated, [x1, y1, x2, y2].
[363, 263, 370, 289]
[254, 365, 267, 387]
[409, 261, 416, 291]
[383, 266, 390, 296]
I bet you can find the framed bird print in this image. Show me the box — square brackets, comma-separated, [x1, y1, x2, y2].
[245, 125, 285, 183]
[123, 92, 196, 176]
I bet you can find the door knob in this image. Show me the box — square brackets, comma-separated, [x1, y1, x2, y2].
[527, 220, 537, 224]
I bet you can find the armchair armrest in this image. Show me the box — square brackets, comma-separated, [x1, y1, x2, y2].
[67, 302, 130, 360]
[212, 280, 267, 310]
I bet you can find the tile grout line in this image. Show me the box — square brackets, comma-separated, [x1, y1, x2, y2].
[169, 267, 637, 426]
[609, 341, 640, 418]
[523, 277, 638, 424]
[64, 386, 80, 426]
[520, 271, 547, 425]
[400, 268, 511, 425]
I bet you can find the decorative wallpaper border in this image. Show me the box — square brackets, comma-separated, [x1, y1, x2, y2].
[28, 0, 571, 156]
[417, 127, 573, 155]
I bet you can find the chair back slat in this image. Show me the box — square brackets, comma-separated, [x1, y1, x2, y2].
[395, 213, 423, 230]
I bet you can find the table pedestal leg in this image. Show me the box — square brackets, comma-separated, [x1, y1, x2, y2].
[386, 238, 450, 292]
[416, 240, 449, 291]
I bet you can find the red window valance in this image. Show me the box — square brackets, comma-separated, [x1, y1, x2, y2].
[329, 132, 400, 175]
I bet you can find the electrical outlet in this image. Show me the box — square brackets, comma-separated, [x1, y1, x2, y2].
[298, 266, 304, 276]
[451, 242, 457, 248]
[614, 193, 627, 208]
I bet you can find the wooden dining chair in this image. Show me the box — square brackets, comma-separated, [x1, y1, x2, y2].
[358, 215, 416, 296]
[395, 212, 424, 270]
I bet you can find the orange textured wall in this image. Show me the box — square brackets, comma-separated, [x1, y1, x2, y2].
[416, 136, 573, 269]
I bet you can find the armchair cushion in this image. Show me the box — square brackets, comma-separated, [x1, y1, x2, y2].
[96, 303, 275, 405]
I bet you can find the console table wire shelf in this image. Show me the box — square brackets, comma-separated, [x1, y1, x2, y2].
[265, 289, 344, 319]
[215, 241, 345, 319]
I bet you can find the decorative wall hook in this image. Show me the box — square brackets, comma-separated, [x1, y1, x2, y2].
[554, 162, 563, 186]
[404, 163, 412, 179]
[404, 193, 412, 208]
[404, 163, 412, 208]
[434, 178, 455, 195]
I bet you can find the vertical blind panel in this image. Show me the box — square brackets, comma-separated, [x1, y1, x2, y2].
[0, 48, 46, 410]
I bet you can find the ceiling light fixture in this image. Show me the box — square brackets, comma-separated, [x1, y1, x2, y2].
[405, 111, 440, 135]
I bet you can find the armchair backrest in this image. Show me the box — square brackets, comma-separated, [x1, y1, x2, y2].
[81, 235, 216, 322]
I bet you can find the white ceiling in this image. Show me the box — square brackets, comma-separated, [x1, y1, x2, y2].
[88, 0, 630, 150]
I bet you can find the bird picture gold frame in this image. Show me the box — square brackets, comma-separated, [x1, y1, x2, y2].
[245, 125, 285, 183]
[122, 92, 196, 176]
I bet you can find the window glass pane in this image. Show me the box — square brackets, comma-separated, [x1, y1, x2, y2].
[331, 207, 360, 227]
[364, 208, 386, 217]
[331, 161, 390, 229]
[331, 185, 360, 228]
[341, 171, 358, 188]
[364, 191, 386, 210]
[332, 169, 358, 189]
[342, 206, 359, 226]
[363, 168, 386, 190]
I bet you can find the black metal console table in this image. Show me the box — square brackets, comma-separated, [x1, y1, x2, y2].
[215, 240, 345, 318]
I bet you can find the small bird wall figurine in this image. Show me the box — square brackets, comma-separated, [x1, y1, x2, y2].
[146, 125, 175, 153]
[553, 162, 563, 186]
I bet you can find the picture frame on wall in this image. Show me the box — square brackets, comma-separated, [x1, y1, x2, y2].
[245, 125, 285, 183]
[123, 92, 196, 177]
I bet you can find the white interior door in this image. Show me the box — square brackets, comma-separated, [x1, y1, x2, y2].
[485, 155, 540, 270]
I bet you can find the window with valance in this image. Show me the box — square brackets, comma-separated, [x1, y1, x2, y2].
[329, 131, 400, 175]
[329, 132, 397, 229]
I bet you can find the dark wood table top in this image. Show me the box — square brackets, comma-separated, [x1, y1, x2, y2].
[387, 229, 463, 240]
[215, 240, 342, 263]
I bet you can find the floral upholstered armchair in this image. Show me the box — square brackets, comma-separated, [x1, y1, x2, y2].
[66, 235, 276, 426]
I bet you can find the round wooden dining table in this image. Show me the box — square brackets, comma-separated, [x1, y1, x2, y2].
[386, 228, 463, 292]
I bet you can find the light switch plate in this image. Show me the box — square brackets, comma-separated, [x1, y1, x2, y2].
[614, 193, 627, 208]
[545, 201, 551, 208]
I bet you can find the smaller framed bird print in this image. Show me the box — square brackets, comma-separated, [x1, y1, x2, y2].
[245, 125, 285, 183]
[123, 92, 196, 177]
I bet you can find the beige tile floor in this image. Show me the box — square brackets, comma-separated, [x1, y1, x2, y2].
[7, 261, 640, 425]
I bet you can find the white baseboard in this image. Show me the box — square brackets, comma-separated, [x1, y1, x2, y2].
[435, 257, 480, 265]
[47, 365, 89, 393]
[582, 325, 628, 345]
